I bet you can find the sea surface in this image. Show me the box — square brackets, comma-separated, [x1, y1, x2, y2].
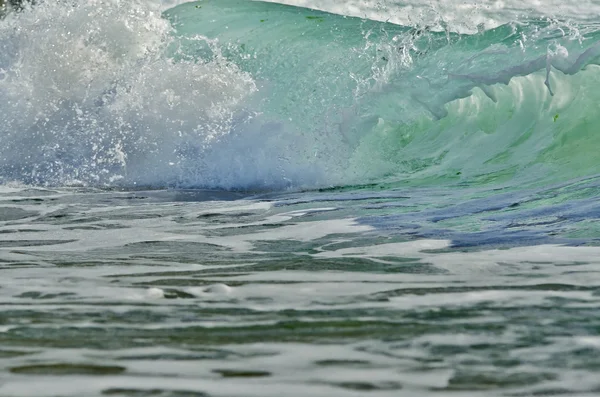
[1, 0, 600, 396]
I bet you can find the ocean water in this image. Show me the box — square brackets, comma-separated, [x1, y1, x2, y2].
[1, 0, 600, 396]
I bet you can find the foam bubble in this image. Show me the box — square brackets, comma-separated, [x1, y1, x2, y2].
[146, 287, 165, 299]
[204, 283, 233, 295]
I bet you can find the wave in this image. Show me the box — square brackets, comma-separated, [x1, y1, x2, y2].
[1, 0, 600, 190]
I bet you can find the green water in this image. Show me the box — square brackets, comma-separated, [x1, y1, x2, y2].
[164, 0, 600, 190]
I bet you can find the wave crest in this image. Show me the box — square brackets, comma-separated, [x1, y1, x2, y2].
[2, 0, 600, 190]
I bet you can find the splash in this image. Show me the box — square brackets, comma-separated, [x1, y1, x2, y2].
[0, 0, 260, 188]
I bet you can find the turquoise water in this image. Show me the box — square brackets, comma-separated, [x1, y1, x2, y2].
[163, 0, 600, 191]
[2, 0, 600, 395]
[3, 0, 600, 190]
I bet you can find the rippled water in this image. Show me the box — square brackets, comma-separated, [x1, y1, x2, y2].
[2, 185, 600, 396]
[3, 0, 600, 395]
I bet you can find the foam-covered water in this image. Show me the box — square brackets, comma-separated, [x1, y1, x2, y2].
[2, 186, 600, 396]
[2, 1, 600, 396]
[266, 0, 600, 33]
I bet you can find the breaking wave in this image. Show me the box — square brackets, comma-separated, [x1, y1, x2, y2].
[1, 0, 600, 190]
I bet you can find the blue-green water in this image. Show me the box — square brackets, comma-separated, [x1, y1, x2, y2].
[3, 0, 600, 191]
[1, 0, 600, 396]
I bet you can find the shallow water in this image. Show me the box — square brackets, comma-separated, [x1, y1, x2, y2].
[2, 185, 600, 396]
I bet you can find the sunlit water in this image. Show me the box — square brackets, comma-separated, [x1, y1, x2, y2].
[2, 0, 600, 395]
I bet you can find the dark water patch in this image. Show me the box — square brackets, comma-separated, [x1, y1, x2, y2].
[546, 347, 600, 370]
[119, 241, 232, 263]
[104, 213, 165, 220]
[190, 211, 261, 224]
[0, 320, 450, 348]
[435, 230, 566, 249]
[374, 260, 448, 274]
[116, 350, 234, 361]
[440, 370, 557, 391]
[0, 228, 47, 233]
[113, 271, 253, 280]
[421, 345, 525, 369]
[62, 225, 104, 230]
[315, 359, 371, 366]
[94, 223, 131, 230]
[33, 213, 107, 226]
[10, 363, 126, 375]
[7, 198, 46, 204]
[509, 389, 575, 396]
[106, 270, 211, 278]
[54, 260, 128, 267]
[186, 255, 444, 274]
[103, 389, 210, 397]
[81, 310, 174, 325]
[162, 289, 197, 299]
[362, 203, 420, 211]
[0, 239, 77, 247]
[133, 279, 221, 288]
[248, 234, 393, 255]
[374, 284, 600, 299]
[554, 262, 592, 269]
[0, 309, 172, 326]
[1, 261, 43, 268]
[333, 381, 403, 391]
[400, 307, 493, 322]
[0, 349, 37, 358]
[317, 235, 413, 251]
[200, 223, 287, 236]
[39, 249, 253, 267]
[213, 368, 271, 377]
[0, 207, 37, 221]
[505, 216, 566, 228]
[16, 291, 77, 299]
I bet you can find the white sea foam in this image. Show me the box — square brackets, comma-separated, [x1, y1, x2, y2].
[265, 0, 600, 33]
[0, 0, 263, 187]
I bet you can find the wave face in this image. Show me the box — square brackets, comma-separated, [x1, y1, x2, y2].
[1, 0, 600, 190]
